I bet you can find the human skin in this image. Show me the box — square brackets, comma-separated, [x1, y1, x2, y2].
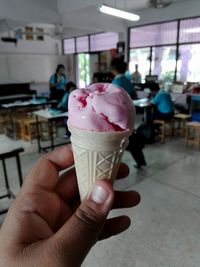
[0, 145, 140, 267]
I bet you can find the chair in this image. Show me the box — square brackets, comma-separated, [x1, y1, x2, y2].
[21, 117, 38, 142]
[173, 114, 191, 137]
[0, 147, 24, 215]
[185, 122, 200, 148]
[39, 119, 58, 141]
[19, 116, 58, 142]
[0, 117, 6, 134]
[153, 119, 174, 142]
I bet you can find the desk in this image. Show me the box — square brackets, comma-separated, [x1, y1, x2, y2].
[0, 147, 24, 215]
[133, 98, 150, 108]
[1, 99, 57, 109]
[0, 94, 32, 100]
[133, 98, 150, 122]
[0, 94, 34, 105]
[34, 109, 69, 153]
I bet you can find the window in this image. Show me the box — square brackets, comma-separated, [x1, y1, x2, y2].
[130, 21, 177, 48]
[179, 17, 200, 43]
[129, 48, 151, 82]
[63, 32, 118, 54]
[152, 46, 176, 82]
[63, 38, 75, 54]
[76, 53, 90, 88]
[90, 32, 119, 52]
[177, 44, 200, 82]
[76, 36, 89, 53]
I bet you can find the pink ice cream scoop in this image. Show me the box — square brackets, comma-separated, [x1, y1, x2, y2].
[67, 83, 135, 132]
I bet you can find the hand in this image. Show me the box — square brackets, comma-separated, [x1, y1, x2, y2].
[0, 145, 140, 267]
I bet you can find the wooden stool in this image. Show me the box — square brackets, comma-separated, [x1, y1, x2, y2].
[0, 117, 6, 134]
[21, 117, 38, 142]
[153, 119, 174, 142]
[17, 116, 58, 142]
[185, 122, 200, 148]
[39, 119, 58, 141]
[173, 114, 191, 137]
[14, 116, 28, 139]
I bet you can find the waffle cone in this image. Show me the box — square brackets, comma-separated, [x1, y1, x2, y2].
[69, 125, 131, 201]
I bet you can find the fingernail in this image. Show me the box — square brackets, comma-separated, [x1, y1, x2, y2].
[91, 184, 109, 204]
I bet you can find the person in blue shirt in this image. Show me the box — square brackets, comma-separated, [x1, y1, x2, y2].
[111, 58, 133, 97]
[49, 64, 68, 101]
[150, 87, 174, 121]
[58, 82, 76, 111]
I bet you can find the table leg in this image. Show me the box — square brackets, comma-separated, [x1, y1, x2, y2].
[185, 126, 188, 145]
[16, 154, 23, 187]
[2, 159, 10, 197]
[143, 107, 146, 122]
[49, 120, 54, 150]
[36, 115, 41, 153]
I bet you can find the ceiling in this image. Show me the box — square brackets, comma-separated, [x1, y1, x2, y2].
[0, 0, 198, 38]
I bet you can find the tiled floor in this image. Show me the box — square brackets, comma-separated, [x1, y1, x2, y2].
[1, 132, 200, 266]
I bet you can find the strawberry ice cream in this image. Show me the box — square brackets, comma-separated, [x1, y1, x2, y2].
[67, 83, 135, 132]
[67, 83, 135, 201]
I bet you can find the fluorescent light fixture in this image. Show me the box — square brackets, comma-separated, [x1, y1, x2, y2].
[100, 4, 140, 21]
[184, 27, 200, 33]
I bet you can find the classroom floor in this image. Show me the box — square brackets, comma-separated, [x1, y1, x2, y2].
[0, 128, 200, 266]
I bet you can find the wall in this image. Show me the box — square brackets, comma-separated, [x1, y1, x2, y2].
[0, 35, 61, 55]
[0, 54, 67, 83]
[0, 31, 69, 85]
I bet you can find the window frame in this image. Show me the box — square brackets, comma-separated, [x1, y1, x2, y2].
[128, 16, 200, 82]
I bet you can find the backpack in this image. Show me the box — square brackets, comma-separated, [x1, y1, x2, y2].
[136, 123, 155, 144]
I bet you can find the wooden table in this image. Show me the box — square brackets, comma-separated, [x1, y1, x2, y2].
[1, 99, 57, 140]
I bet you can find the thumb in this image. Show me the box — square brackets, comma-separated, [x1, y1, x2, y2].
[52, 179, 114, 266]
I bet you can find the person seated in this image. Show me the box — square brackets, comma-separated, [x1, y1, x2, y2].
[49, 64, 68, 101]
[111, 58, 134, 97]
[149, 86, 174, 122]
[57, 82, 76, 111]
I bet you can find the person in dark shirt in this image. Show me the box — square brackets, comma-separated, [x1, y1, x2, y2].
[132, 64, 142, 83]
[111, 58, 146, 169]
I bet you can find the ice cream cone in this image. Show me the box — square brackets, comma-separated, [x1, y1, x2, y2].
[69, 125, 131, 201]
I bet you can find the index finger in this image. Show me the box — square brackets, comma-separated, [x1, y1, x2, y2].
[23, 145, 74, 192]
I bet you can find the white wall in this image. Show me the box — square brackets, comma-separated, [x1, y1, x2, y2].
[0, 29, 68, 84]
[0, 36, 61, 55]
[0, 54, 67, 83]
